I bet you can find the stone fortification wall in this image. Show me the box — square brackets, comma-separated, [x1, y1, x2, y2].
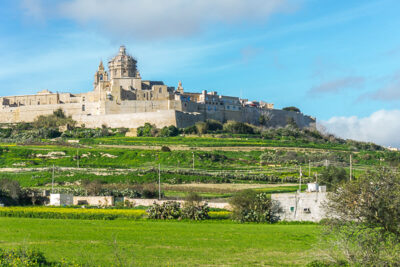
[252, 108, 315, 129]
[175, 111, 204, 128]
[271, 192, 327, 222]
[0, 102, 101, 123]
[0, 97, 315, 130]
[104, 99, 183, 114]
[72, 110, 179, 128]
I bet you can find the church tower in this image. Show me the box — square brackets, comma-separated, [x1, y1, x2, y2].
[108, 46, 139, 79]
[94, 60, 109, 88]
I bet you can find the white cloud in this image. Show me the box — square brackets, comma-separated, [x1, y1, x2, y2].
[309, 76, 365, 95]
[20, 0, 292, 40]
[321, 110, 400, 148]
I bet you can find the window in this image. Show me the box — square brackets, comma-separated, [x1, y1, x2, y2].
[82, 105, 85, 111]
[290, 207, 295, 212]
[303, 208, 311, 213]
[99, 74, 103, 81]
[159, 88, 162, 93]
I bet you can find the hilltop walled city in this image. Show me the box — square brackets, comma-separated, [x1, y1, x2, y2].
[0, 46, 315, 129]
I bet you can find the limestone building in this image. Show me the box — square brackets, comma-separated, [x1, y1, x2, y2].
[0, 46, 316, 129]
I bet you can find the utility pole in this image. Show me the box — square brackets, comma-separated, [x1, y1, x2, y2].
[51, 164, 55, 193]
[192, 151, 195, 171]
[299, 166, 302, 192]
[158, 163, 161, 200]
[77, 149, 80, 168]
[350, 154, 352, 181]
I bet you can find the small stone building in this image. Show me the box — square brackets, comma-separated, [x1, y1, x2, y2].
[271, 191, 328, 222]
[49, 193, 74, 206]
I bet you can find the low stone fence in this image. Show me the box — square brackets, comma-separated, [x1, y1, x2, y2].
[124, 198, 231, 210]
[71, 196, 231, 210]
[73, 196, 114, 207]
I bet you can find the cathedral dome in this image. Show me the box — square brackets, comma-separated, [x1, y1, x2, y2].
[108, 45, 138, 79]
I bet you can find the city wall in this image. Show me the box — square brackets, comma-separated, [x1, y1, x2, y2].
[0, 99, 315, 129]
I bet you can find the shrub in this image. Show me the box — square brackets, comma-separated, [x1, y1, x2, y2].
[147, 201, 181, 219]
[182, 202, 210, 220]
[83, 179, 104, 196]
[182, 193, 209, 220]
[229, 190, 280, 223]
[33, 108, 76, 129]
[223, 121, 254, 134]
[206, 120, 223, 132]
[319, 166, 347, 190]
[195, 122, 208, 134]
[321, 168, 400, 266]
[160, 126, 179, 137]
[137, 123, 158, 137]
[183, 125, 197, 134]
[0, 248, 50, 266]
[161, 146, 171, 152]
[283, 106, 300, 113]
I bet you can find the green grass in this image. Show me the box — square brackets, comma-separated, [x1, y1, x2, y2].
[0, 217, 320, 266]
[79, 135, 353, 150]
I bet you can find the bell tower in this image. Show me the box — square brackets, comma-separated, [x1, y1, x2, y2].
[94, 60, 108, 89]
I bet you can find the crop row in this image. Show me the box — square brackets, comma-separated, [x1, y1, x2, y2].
[0, 207, 231, 220]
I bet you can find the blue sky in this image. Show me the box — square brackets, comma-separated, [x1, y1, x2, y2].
[1, 0, 400, 146]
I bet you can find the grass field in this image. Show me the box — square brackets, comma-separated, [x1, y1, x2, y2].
[0, 217, 320, 266]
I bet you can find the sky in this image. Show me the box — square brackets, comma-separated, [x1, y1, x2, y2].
[1, 0, 400, 147]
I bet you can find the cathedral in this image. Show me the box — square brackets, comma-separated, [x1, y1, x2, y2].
[0, 46, 315, 129]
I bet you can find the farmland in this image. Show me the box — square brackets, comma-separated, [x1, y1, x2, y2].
[0, 217, 320, 266]
[0, 125, 398, 266]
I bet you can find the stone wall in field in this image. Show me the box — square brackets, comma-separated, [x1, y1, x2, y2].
[73, 196, 114, 207]
[124, 198, 232, 210]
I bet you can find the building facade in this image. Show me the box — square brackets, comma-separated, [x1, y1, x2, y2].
[0, 46, 316, 129]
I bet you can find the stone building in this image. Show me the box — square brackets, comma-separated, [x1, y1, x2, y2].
[0, 46, 316, 129]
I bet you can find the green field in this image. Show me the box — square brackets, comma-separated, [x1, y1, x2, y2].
[0, 217, 319, 266]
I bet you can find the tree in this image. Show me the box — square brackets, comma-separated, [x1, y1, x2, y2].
[319, 166, 347, 190]
[283, 106, 301, 113]
[259, 115, 266, 126]
[286, 117, 298, 128]
[223, 121, 254, 134]
[160, 126, 179, 137]
[0, 179, 21, 201]
[320, 168, 400, 265]
[229, 189, 281, 223]
[83, 180, 104, 196]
